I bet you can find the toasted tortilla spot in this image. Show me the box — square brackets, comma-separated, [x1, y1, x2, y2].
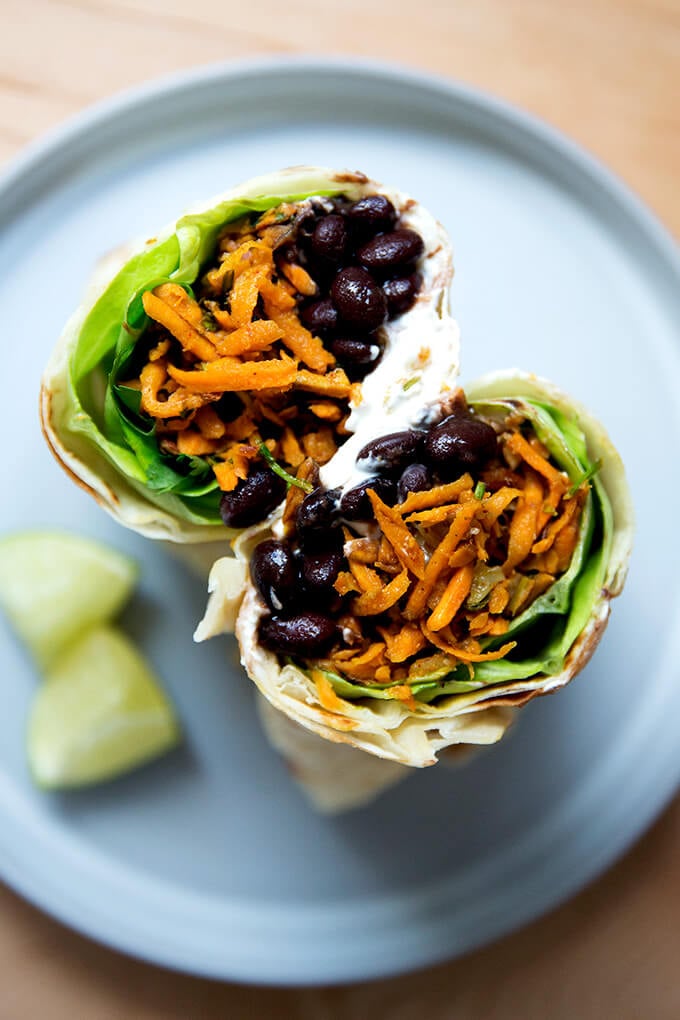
[39, 386, 120, 508]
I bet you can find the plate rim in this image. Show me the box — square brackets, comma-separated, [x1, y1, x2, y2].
[1, 54, 679, 986]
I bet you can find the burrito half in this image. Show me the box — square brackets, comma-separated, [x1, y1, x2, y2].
[221, 371, 633, 768]
[40, 167, 458, 551]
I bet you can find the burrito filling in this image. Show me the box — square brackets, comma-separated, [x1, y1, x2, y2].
[111, 196, 425, 528]
[251, 390, 609, 706]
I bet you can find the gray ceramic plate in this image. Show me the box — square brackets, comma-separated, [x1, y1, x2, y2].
[0, 58, 678, 986]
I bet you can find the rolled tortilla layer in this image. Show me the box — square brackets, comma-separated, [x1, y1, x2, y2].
[220, 371, 632, 769]
[40, 167, 459, 550]
[256, 693, 409, 812]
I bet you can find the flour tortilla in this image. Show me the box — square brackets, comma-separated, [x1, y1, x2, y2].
[256, 693, 409, 812]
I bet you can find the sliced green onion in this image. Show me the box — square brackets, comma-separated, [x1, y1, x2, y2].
[201, 313, 218, 333]
[567, 459, 602, 497]
[257, 441, 313, 493]
[473, 481, 487, 500]
[402, 376, 419, 392]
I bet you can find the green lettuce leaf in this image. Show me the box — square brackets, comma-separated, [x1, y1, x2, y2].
[309, 669, 483, 704]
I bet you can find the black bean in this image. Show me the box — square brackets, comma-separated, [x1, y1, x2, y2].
[250, 540, 299, 612]
[219, 466, 286, 528]
[300, 298, 338, 334]
[296, 487, 341, 534]
[356, 430, 426, 474]
[331, 267, 387, 331]
[330, 336, 382, 369]
[346, 195, 397, 236]
[397, 463, 432, 502]
[425, 415, 498, 473]
[340, 477, 397, 520]
[298, 524, 345, 555]
[311, 214, 348, 263]
[383, 272, 422, 317]
[358, 229, 424, 273]
[258, 612, 337, 657]
[301, 549, 344, 600]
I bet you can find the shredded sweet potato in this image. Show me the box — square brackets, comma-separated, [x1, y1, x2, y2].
[397, 474, 474, 514]
[505, 431, 567, 491]
[348, 559, 382, 593]
[404, 504, 465, 526]
[167, 355, 298, 393]
[271, 311, 335, 373]
[280, 428, 305, 468]
[343, 538, 381, 564]
[211, 320, 283, 357]
[407, 653, 458, 679]
[312, 670, 349, 713]
[259, 275, 297, 314]
[222, 410, 256, 442]
[334, 571, 360, 597]
[477, 487, 522, 527]
[486, 618, 510, 636]
[213, 263, 272, 329]
[420, 625, 516, 663]
[352, 568, 411, 616]
[553, 521, 581, 572]
[294, 368, 353, 399]
[139, 361, 212, 418]
[448, 545, 476, 568]
[212, 444, 258, 491]
[331, 643, 386, 680]
[308, 402, 343, 421]
[444, 640, 517, 663]
[378, 624, 427, 663]
[176, 431, 220, 457]
[531, 494, 580, 554]
[281, 459, 317, 536]
[142, 288, 218, 362]
[504, 470, 544, 573]
[195, 405, 226, 440]
[387, 685, 418, 710]
[148, 339, 170, 361]
[302, 428, 337, 464]
[427, 564, 475, 632]
[376, 535, 400, 573]
[132, 218, 364, 495]
[367, 490, 425, 580]
[280, 262, 318, 297]
[488, 581, 510, 615]
[468, 611, 490, 636]
[404, 502, 479, 620]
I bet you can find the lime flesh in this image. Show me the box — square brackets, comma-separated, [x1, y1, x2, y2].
[28, 625, 180, 788]
[0, 530, 138, 667]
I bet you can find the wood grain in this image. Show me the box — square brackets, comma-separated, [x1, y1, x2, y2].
[1, 1, 679, 231]
[1, 2, 679, 1017]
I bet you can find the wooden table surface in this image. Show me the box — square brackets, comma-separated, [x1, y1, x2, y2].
[1, 2, 679, 1016]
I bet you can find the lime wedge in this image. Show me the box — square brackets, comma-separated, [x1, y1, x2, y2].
[28, 625, 180, 788]
[0, 531, 138, 667]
